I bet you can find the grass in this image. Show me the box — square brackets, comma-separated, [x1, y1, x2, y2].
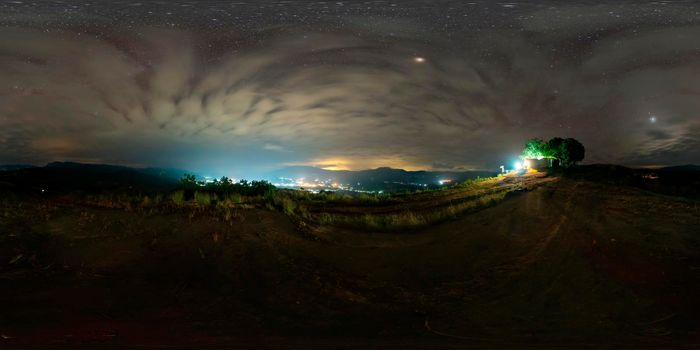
[302, 188, 512, 231]
[254, 175, 521, 231]
[194, 191, 213, 206]
[170, 190, 185, 205]
[34, 174, 514, 232]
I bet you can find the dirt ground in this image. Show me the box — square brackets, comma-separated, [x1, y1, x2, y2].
[1, 176, 700, 348]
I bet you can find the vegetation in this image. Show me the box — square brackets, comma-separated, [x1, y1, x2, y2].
[48, 173, 516, 232]
[522, 138, 549, 159]
[265, 174, 535, 231]
[178, 174, 276, 198]
[309, 190, 511, 231]
[521, 137, 585, 167]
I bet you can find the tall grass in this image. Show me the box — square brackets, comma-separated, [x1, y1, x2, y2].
[194, 191, 213, 206]
[281, 197, 296, 216]
[312, 190, 510, 231]
[170, 190, 185, 205]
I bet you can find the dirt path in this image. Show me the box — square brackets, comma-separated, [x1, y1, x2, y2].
[516, 182, 579, 268]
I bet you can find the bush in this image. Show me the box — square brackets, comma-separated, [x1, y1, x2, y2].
[319, 213, 334, 225]
[229, 193, 243, 204]
[194, 191, 212, 206]
[170, 190, 185, 205]
[281, 197, 296, 216]
[173, 175, 278, 208]
[141, 195, 153, 208]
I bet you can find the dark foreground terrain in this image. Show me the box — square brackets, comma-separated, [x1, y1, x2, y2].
[1, 168, 700, 348]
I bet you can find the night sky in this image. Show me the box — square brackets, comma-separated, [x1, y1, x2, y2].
[1, 1, 699, 178]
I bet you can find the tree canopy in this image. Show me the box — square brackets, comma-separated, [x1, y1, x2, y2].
[521, 137, 585, 168]
[178, 174, 276, 199]
[522, 138, 548, 159]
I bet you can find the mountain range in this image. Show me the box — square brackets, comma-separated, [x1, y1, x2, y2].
[1, 162, 698, 194]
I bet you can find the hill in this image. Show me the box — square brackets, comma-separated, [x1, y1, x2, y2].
[659, 164, 700, 172]
[0, 164, 37, 171]
[0, 168, 699, 347]
[0, 162, 190, 194]
[566, 164, 700, 199]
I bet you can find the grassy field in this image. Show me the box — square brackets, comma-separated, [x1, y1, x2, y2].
[69, 172, 555, 232]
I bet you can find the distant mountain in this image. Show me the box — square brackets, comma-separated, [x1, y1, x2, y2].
[567, 164, 700, 199]
[0, 164, 37, 171]
[0, 162, 194, 194]
[262, 166, 497, 192]
[659, 164, 700, 172]
[45, 162, 192, 181]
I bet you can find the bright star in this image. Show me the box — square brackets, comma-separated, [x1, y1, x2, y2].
[649, 115, 657, 123]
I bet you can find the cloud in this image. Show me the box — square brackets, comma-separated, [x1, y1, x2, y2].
[263, 143, 290, 152]
[1, 4, 700, 175]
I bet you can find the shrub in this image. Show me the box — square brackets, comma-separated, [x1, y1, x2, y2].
[141, 195, 153, 208]
[228, 193, 243, 204]
[170, 190, 185, 205]
[281, 197, 296, 216]
[318, 213, 334, 225]
[194, 191, 212, 206]
[178, 174, 277, 198]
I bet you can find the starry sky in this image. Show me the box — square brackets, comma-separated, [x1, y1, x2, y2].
[1, 1, 699, 178]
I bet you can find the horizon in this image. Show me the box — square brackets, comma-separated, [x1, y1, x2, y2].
[2, 160, 697, 181]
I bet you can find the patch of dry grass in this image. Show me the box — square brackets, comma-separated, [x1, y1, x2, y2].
[310, 190, 511, 231]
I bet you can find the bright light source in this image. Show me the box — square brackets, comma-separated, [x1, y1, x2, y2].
[514, 161, 523, 170]
[523, 159, 531, 169]
[414, 56, 426, 63]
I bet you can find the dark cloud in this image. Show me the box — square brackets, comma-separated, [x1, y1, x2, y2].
[646, 129, 673, 141]
[1, 1, 699, 177]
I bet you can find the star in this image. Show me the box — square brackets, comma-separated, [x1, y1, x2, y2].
[649, 115, 657, 123]
[414, 56, 426, 63]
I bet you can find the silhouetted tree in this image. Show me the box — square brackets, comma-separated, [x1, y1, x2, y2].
[178, 174, 199, 199]
[546, 137, 565, 159]
[560, 138, 585, 167]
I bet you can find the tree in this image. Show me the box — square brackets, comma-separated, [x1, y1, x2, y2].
[560, 138, 585, 167]
[178, 174, 200, 199]
[521, 137, 585, 168]
[546, 137, 565, 159]
[522, 138, 548, 159]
